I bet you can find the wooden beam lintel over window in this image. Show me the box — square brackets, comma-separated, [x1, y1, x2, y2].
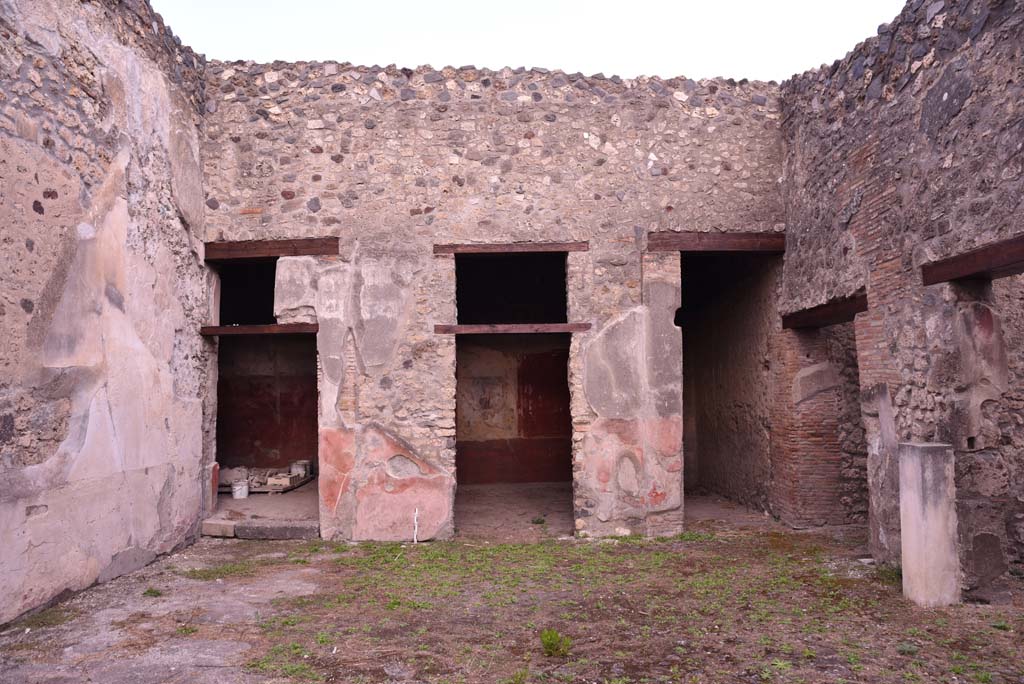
[205, 237, 340, 262]
[200, 323, 319, 336]
[647, 231, 785, 253]
[781, 292, 868, 330]
[433, 242, 589, 255]
[921, 233, 1024, 286]
[434, 323, 591, 334]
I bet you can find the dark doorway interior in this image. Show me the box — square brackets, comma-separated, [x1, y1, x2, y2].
[206, 258, 320, 538]
[680, 252, 779, 511]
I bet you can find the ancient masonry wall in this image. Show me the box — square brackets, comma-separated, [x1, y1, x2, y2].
[0, 0, 211, 623]
[825, 323, 869, 524]
[780, 0, 1024, 583]
[202, 60, 784, 539]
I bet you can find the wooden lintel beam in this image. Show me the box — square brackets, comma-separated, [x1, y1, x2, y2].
[200, 323, 319, 336]
[781, 293, 868, 330]
[433, 242, 589, 255]
[205, 237, 339, 261]
[434, 323, 591, 334]
[647, 231, 785, 253]
[921, 234, 1024, 286]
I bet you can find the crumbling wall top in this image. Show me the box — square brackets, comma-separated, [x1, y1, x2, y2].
[781, 0, 1018, 121]
[205, 60, 778, 114]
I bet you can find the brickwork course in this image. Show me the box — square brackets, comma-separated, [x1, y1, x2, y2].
[1, 0, 1022, 623]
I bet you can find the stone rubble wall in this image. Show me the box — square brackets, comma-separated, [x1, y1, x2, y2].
[824, 323, 870, 524]
[0, 0, 211, 624]
[203, 60, 784, 538]
[780, 0, 1024, 584]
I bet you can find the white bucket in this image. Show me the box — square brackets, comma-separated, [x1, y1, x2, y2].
[231, 480, 249, 499]
[290, 460, 311, 478]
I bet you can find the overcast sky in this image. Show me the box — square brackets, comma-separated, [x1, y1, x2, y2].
[152, 0, 907, 82]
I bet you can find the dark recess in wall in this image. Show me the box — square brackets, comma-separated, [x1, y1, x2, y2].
[218, 259, 278, 325]
[680, 252, 779, 503]
[456, 252, 568, 324]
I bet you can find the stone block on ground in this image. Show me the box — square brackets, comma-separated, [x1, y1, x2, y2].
[201, 519, 236, 537]
[234, 519, 320, 540]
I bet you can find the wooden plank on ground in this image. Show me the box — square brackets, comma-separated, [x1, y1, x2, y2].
[781, 293, 868, 329]
[921, 234, 1024, 285]
[433, 242, 589, 255]
[205, 237, 339, 261]
[433, 323, 591, 334]
[647, 231, 785, 253]
[200, 323, 319, 336]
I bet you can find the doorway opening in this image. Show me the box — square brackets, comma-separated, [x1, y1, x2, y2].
[203, 259, 319, 539]
[451, 251, 574, 539]
[680, 251, 780, 514]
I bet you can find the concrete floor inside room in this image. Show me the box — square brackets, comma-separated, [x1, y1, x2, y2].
[202, 480, 319, 540]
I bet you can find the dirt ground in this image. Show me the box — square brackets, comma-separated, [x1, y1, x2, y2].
[2, 510, 1022, 684]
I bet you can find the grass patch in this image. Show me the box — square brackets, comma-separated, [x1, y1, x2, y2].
[142, 587, 163, 597]
[874, 564, 902, 587]
[247, 643, 323, 681]
[181, 561, 256, 581]
[18, 606, 75, 629]
[666, 531, 716, 543]
[540, 628, 572, 657]
[48, 528, 1013, 683]
[503, 669, 530, 684]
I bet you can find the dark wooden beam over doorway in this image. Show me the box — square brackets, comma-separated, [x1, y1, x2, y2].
[781, 292, 868, 330]
[921, 234, 1024, 286]
[200, 323, 320, 336]
[204, 237, 340, 262]
[433, 323, 591, 335]
[647, 231, 785, 253]
[433, 242, 589, 255]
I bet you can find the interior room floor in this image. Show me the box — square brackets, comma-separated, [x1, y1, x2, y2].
[454, 481, 574, 541]
[201, 479, 319, 540]
[683, 492, 773, 526]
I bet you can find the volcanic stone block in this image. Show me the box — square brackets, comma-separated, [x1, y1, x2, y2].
[274, 256, 319, 324]
[583, 311, 644, 418]
[864, 383, 901, 565]
[234, 519, 320, 540]
[899, 442, 959, 607]
[791, 362, 840, 405]
[201, 519, 236, 537]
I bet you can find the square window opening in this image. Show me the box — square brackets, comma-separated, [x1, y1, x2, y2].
[455, 252, 567, 324]
[218, 259, 277, 325]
